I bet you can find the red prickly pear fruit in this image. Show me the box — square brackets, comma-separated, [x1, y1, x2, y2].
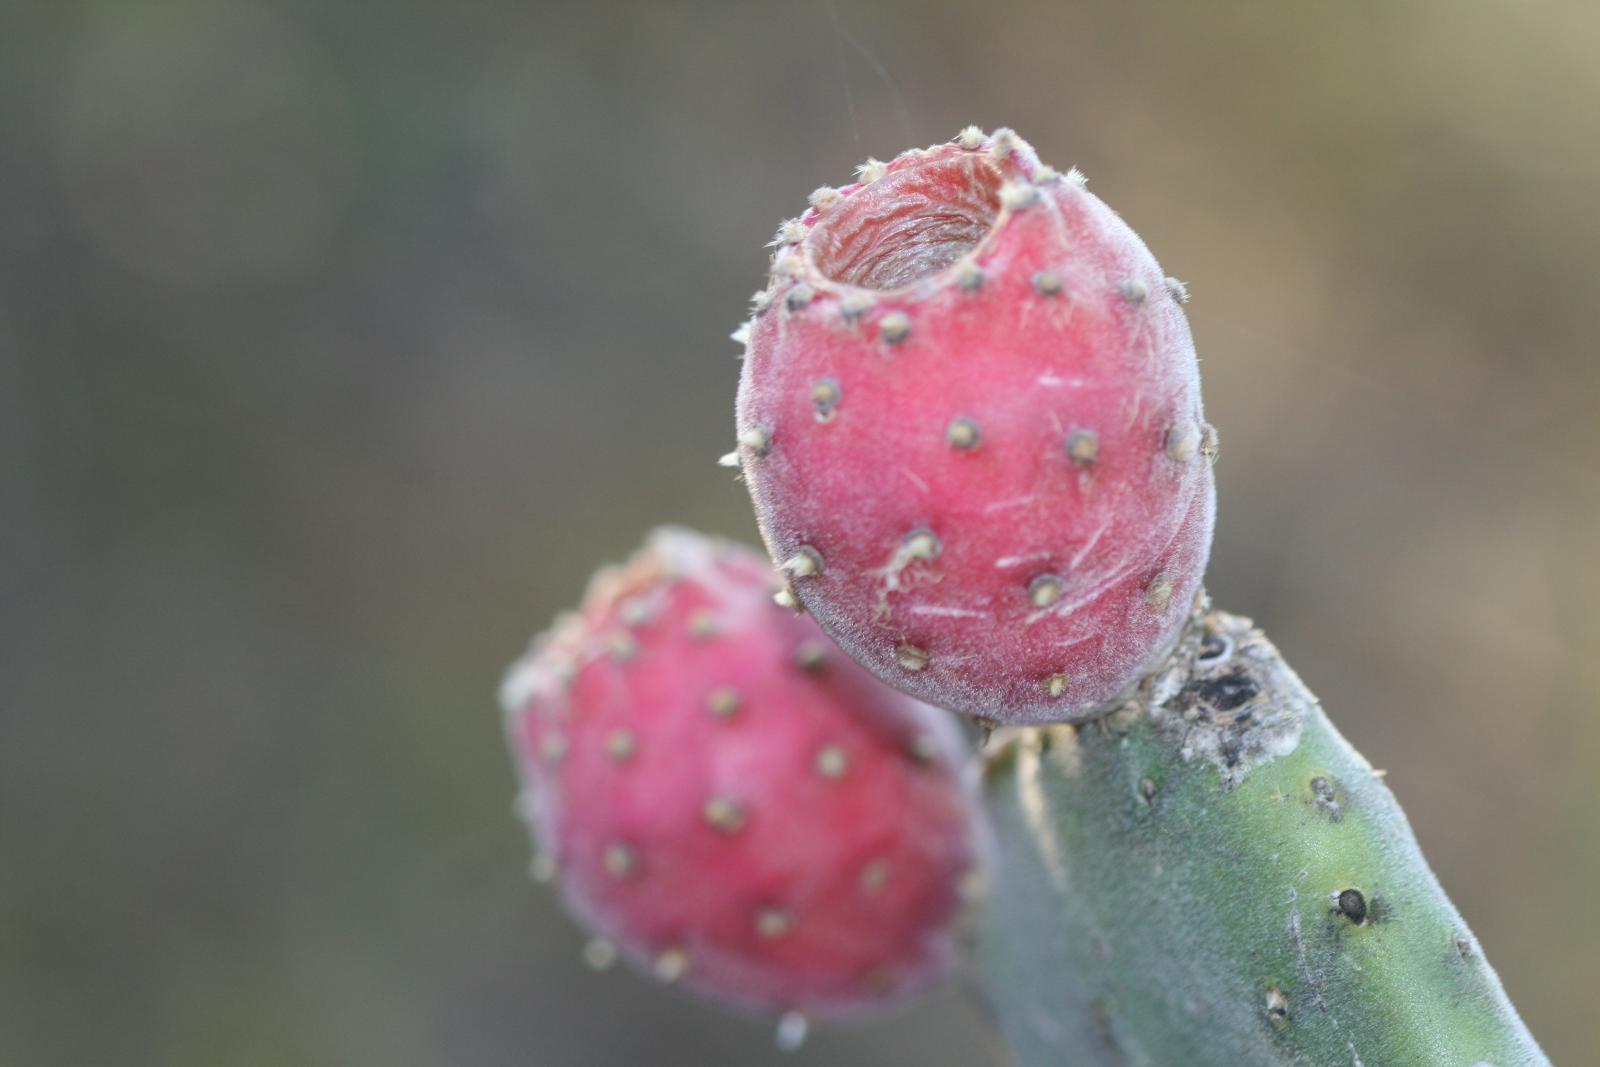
[732, 127, 1216, 725]
[501, 527, 982, 1024]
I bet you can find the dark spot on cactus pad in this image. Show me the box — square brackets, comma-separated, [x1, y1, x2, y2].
[1187, 668, 1259, 712]
[1196, 631, 1232, 664]
[1309, 775, 1344, 821]
[1264, 985, 1291, 1028]
[1336, 888, 1368, 925]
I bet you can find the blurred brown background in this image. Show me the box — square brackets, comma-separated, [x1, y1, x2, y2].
[3, 1, 1597, 1064]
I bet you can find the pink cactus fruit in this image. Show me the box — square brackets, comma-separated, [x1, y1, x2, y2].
[731, 127, 1217, 725]
[501, 527, 982, 1031]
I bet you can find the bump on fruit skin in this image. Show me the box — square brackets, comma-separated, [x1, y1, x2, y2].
[733, 127, 1217, 725]
[501, 528, 982, 1021]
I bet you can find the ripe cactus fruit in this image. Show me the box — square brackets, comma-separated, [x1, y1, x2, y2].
[734, 127, 1216, 724]
[500, 527, 982, 1025]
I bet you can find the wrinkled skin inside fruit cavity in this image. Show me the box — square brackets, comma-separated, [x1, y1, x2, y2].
[734, 128, 1216, 725]
[501, 528, 982, 1021]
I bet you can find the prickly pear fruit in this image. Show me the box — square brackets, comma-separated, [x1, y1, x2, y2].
[501, 527, 982, 1025]
[732, 127, 1216, 725]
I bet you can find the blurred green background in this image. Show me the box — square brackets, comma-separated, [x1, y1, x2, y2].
[3, 1, 1597, 1064]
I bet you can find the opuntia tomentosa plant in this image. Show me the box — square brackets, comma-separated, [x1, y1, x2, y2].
[504, 127, 1549, 1064]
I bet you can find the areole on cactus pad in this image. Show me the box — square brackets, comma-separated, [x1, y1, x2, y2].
[500, 528, 983, 1030]
[733, 126, 1216, 725]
